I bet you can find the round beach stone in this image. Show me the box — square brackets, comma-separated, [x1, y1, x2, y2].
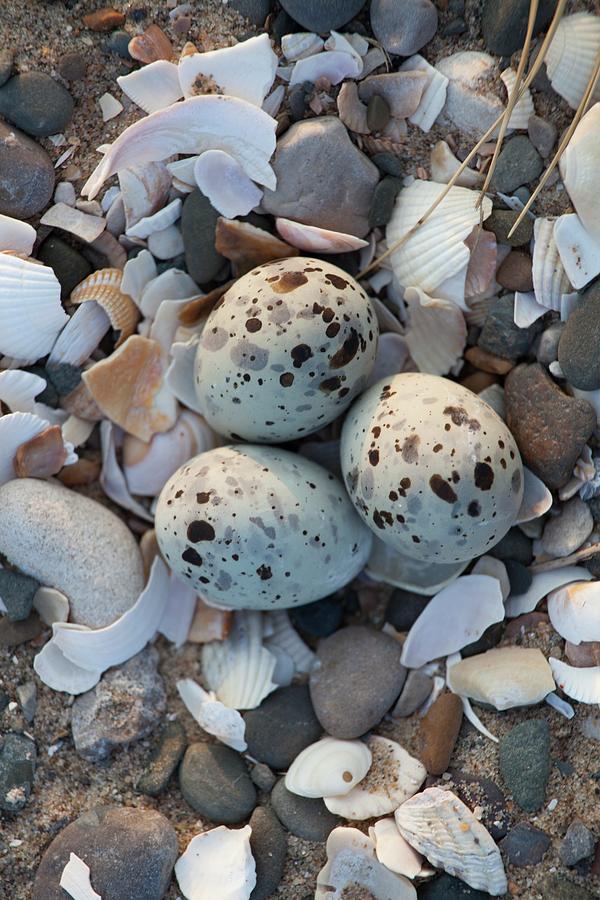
[558, 283, 600, 390]
[32, 806, 178, 900]
[385, 588, 430, 631]
[0, 120, 54, 218]
[371, 0, 438, 56]
[0, 50, 14, 87]
[271, 778, 340, 841]
[486, 209, 533, 247]
[499, 719, 550, 812]
[482, 0, 556, 56]
[249, 807, 287, 900]
[310, 625, 406, 738]
[38, 236, 93, 298]
[542, 497, 593, 558]
[419, 692, 463, 775]
[490, 136, 543, 194]
[0, 733, 36, 812]
[58, 52, 87, 82]
[0, 478, 145, 628]
[559, 819, 596, 866]
[0, 72, 74, 137]
[279, 0, 365, 32]
[501, 823, 551, 866]
[179, 742, 256, 823]
[244, 684, 322, 770]
[137, 720, 187, 796]
[479, 295, 541, 361]
[230, 0, 272, 25]
[181, 189, 224, 285]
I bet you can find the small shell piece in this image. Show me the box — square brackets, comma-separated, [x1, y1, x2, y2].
[315, 827, 417, 900]
[263, 610, 315, 674]
[290, 50, 362, 87]
[117, 59, 183, 113]
[0, 369, 45, 413]
[500, 68, 535, 130]
[369, 818, 424, 879]
[34, 639, 103, 695]
[177, 678, 247, 752]
[178, 33, 278, 107]
[275, 218, 368, 253]
[447, 647, 555, 710]
[0, 253, 68, 361]
[281, 32, 324, 62]
[547, 581, 600, 645]
[121, 249, 158, 302]
[14, 424, 70, 478]
[516, 466, 553, 523]
[545, 13, 600, 110]
[119, 163, 172, 232]
[40, 203, 106, 244]
[193, 150, 263, 218]
[0, 412, 51, 486]
[60, 852, 102, 900]
[324, 736, 426, 819]
[513, 290, 547, 328]
[99, 420, 154, 523]
[399, 54, 449, 132]
[71, 268, 139, 347]
[126, 197, 182, 240]
[285, 736, 372, 799]
[395, 788, 508, 896]
[337, 81, 369, 133]
[175, 826, 256, 900]
[532, 217, 571, 311]
[214, 218, 298, 275]
[554, 213, 600, 290]
[549, 657, 600, 704]
[403, 286, 466, 375]
[33, 586, 70, 626]
[505, 566, 593, 617]
[367, 537, 468, 596]
[0, 214, 36, 254]
[559, 102, 600, 240]
[430, 141, 482, 188]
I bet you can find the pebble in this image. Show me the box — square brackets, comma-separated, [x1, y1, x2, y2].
[0, 50, 14, 87]
[505, 363, 596, 489]
[558, 283, 600, 391]
[559, 819, 596, 866]
[288, 87, 307, 122]
[181, 188, 224, 285]
[262, 117, 380, 239]
[370, 0, 438, 55]
[16, 681, 37, 723]
[581, 717, 600, 740]
[105, 29, 133, 60]
[230, 0, 272, 25]
[137, 720, 187, 796]
[0, 733, 36, 812]
[432, 768, 510, 840]
[249, 806, 287, 900]
[540, 875, 597, 900]
[482, 0, 556, 56]
[250, 761, 277, 792]
[291, 597, 342, 637]
[32, 806, 178, 900]
[385, 588, 430, 630]
[443, 17, 467, 36]
[0, 614, 42, 647]
[244, 684, 323, 770]
[0, 121, 55, 218]
[490, 526, 533, 565]
[0, 73, 74, 137]
[46, 362, 82, 396]
[420, 692, 462, 775]
[496, 251, 534, 292]
[279, 0, 365, 32]
[179, 743, 256, 823]
[392, 669, 433, 717]
[528, 114, 557, 158]
[490, 136, 543, 194]
[369, 176, 402, 229]
[536, 321, 565, 368]
[436, 51, 504, 140]
[501, 823, 551, 866]
[486, 208, 533, 247]
[38, 236, 93, 299]
[461, 620, 504, 657]
[0, 569, 39, 621]
[566, 640, 600, 667]
[367, 94, 391, 132]
[419, 873, 489, 898]
[83, 7, 126, 31]
[310, 625, 406, 738]
[0, 478, 145, 628]
[271, 778, 340, 841]
[499, 719, 550, 812]
[371, 152, 404, 177]
[542, 497, 593, 558]
[478, 295, 541, 360]
[58, 52, 87, 83]
[505, 559, 533, 595]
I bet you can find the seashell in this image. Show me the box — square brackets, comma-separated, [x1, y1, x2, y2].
[262, 83, 285, 118]
[147, 224, 184, 261]
[545, 691, 574, 719]
[545, 12, 600, 110]
[401, 575, 504, 669]
[549, 657, 600, 704]
[360, 47, 387, 79]
[82, 95, 277, 200]
[367, 332, 412, 388]
[214, 218, 298, 276]
[290, 50, 362, 87]
[500, 68, 535, 130]
[60, 377, 104, 423]
[175, 826, 255, 900]
[90, 230, 127, 269]
[359, 72, 428, 120]
[166, 156, 198, 191]
[33, 586, 70, 626]
[559, 102, 600, 241]
[316, 827, 417, 899]
[554, 212, 600, 290]
[40, 203, 106, 243]
[281, 31, 324, 62]
[399, 54, 449, 132]
[119, 163, 172, 232]
[202, 610, 278, 710]
[531, 216, 570, 311]
[337, 81, 369, 133]
[71, 268, 139, 347]
[369, 818, 424, 879]
[395, 787, 507, 896]
[0, 412, 53, 485]
[447, 647, 555, 710]
[149, 296, 201, 351]
[547, 580, 600, 645]
[0, 369, 45, 412]
[367, 537, 468, 595]
[193, 150, 263, 218]
[403, 286, 466, 376]
[139, 268, 198, 319]
[0, 214, 35, 255]
[83, 335, 178, 442]
[178, 34, 278, 107]
[263, 610, 315, 674]
[157, 571, 197, 647]
[505, 566, 592, 617]
[464, 228, 497, 301]
[386, 181, 492, 307]
[513, 290, 547, 328]
[14, 424, 71, 478]
[126, 197, 182, 240]
[48, 304, 111, 372]
[99, 420, 154, 522]
[430, 141, 482, 188]
[285, 736, 372, 799]
[165, 335, 203, 413]
[60, 853, 101, 900]
[324, 30, 363, 65]
[128, 24, 173, 64]
[516, 465, 553, 524]
[371, 295, 404, 335]
[34, 638, 103, 695]
[188, 598, 233, 644]
[324, 735, 426, 819]
[121, 250, 157, 305]
[177, 678, 247, 751]
[275, 218, 368, 254]
[0, 253, 68, 362]
[117, 60, 183, 113]
[98, 92, 123, 121]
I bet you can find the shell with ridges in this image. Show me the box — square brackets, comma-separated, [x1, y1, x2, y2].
[281, 32, 324, 61]
[399, 54, 448, 132]
[0, 254, 68, 362]
[263, 610, 315, 674]
[0, 369, 46, 412]
[545, 13, 600, 110]
[559, 102, 600, 240]
[71, 267, 139, 346]
[403, 286, 466, 375]
[285, 736, 372, 799]
[532, 217, 571, 311]
[48, 302, 111, 368]
[500, 68, 535, 130]
[447, 646, 555, 709]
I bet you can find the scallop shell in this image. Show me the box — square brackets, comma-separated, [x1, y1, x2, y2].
[0, 254, 68, 362]
[447, 647, 555, 710]
[0, 369, 46, 413]
[545, 12, 600, 110]
[547, 580, 600, 645]
[399, 54, 449, 132]
[516, 465, 553, 524]
[71, 268, 139, 347]
[263, 610, 315, 675]
[126, 197, 182, 240]
[177, 678, 247, 752]
[202, 610, 278, 710]
[559, 102, 600, 241]
[505, 566, 593, 617]
[275, 217, 369, 253]
[175, 826, 255, 900]
[286, 737, 371, 799]
[554, 212, 600, 291]
[316, 827, 417, 900]
[395, 788, 508, 896]
[549, 657, 600, 704]
[403, 286, 466, 375]
[369, 818, 424, 879]
[0, 214, 36, 255]
[324, 736, 426, 819]
[48, 303, 111, 369]
[281, 31, 324, 62]
[60, 853, 101, 900]
[430, 140, 482, 188]
[193, 150, 263, 218]
[500, 68, 535, 130]
[117, 59, 183, 113]
[178, 33, 278, 107]
[386, 181, 492, 306]
[532, 217, 571, 311]
[367, 537, 468, 595]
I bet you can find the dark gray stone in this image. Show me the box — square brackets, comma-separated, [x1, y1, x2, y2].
[482, 0, 556, 56]
[391, 669, 432, 717]
[536, 321, 565, 367]
[505, 559, 532, 596]
[279, 0, 365, 32]
[528, 114, 557, 158]
[490, 527, 533, 565]
[499, 719, 550, 812]
[16, 681, 37, 722]
[0, 569, 39, 621]
[385, 588, 430, 631]
[230, 0, 271, 25]
[542, 496, 593, 558]
[291, 597, 342, 637]
[0, 121, 55, 218]
[271, 778, 340, 841]
[0, 733, 36, 812]
[540, 875, 596, 900]
[559, 819, 596, 866]
[0, 72, 74, 137]
[181, 189, 224, 284]
[479, 294, 541, 360]
[419, 873, 489, 898]
[137, 720, 187, 796]
[244, 684, 322, 770]
[38, 236, 93, 299]
[32, 806, 178, 900]
[501, 823, 550, 865]
[105, 30, 133, 59]
[369, 176, 402, 228]
[249, 807, 287, 900]
[179, 743, 256, 823]
[371, 152, 403, 178]
[558, 283, 600, 390]
[250, 761, 277, 792]
[461, 620, 504, 657]
[367, 94, 391, 132]
[0, 613, 42, 646]
[0, 50, 14, 87]
[371, 0, 438, 55]
[46, 363, 82, 397]
[490, 135, 543, 193]
[486, 208, 533, 247]
[57, 52, 87, 82]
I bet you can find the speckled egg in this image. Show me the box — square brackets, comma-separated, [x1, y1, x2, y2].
[193, 258, 378, 442]
[155, 444, 373, 610]
[340, 373, 524, 563]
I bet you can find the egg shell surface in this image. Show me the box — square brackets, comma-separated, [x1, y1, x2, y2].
[194, 257, 378, 442]
[340, 373, 524, 563]
[155, 444, 373, 610]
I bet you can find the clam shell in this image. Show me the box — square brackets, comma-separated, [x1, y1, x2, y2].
[117, 59, 183, 113]
[281, 31, 324, 62]
[547, 580, 600, 645]
[0, 214, 35, 255]
[369, 818, 424, 878]
[337, 81, 369, 133]
[177, 678, 247, 751]
[430, 140, 482, 188]
[193, 150, 263, 218]
[275, 217, 368, 253]
[126, 197, 182, 240]
[0, 369, 46, 412]
[290, 50, 362, 86]
[554, 212, 600, 290]
[399, 54, 448, 132]
[403, 286, 466, 375]
[71, 267, 139, 346]
[447, 647, 555, 709]
[532, 216, 571, 311]
[549, 657, 600, 704]
[516, 465, 553, 524]
[324, 736, 426, 819]
[175, 826, 255, 900]
[286, 736, 372, 799]
[316, 827, 417, 899]
[395, 787, 507, 896]
[367, 537, 468, 595]
[505, 566, 593, 617]
[99, 420, 154, 522]
[263, 610, 315, 675]
[545, 12, 600, 110]
[500, 68, 534, 130]
[559, 102, 600, 240]
[0, 254, 68, 362]
[60, 853, 101, 900]
[178, 33, 278, 107]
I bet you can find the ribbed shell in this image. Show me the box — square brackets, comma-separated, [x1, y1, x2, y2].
[403, 286, 466, 375]
[285, 736, 372, 799]
[48, 302, 111, 368]
[545, 12, 600, 110]
[264, 610, 315, 674]
[532, 217, 571, 310]
[399, 54, 448, 133]
[71, 268, 139, 346]
[559, 103, 600, 240]
[500, 68, 535, 130]
[0, 253, 68, 362]
[549, 657, 600, 703]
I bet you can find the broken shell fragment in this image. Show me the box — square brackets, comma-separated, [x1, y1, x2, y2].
[505, 566, 593, 617]
[275, 218, 368, 253]
[263, 610, 315, 675]
[430, 141, 482, 188]
[178, 33, 278, 107]
[71, 267, 139, 347]
[128, 24, 173, 64]
[547, 580, 600, 645]
[549, 657, 600, 704]
[14, 424, 70, 478]
[285, 736, 372, 799]
[193, 150, 263, 218]
[532, 217, 571, 311]
[175, 826, 256, 900]
[40, 203, 106, 244]
[281, 31, 324, 62]
[0, 214, 36, 254]
[290, 50, 362, 87]
[399, 54, 448, 132]
[559, 102, 600, 241]
[119, 163, 172, 232]
[447, 647, 555, 710]
[126, 197, 182, 240]
[403, 286, 467, 375]
[0, 253, 68, 362]
[33, 586, 70, 626]
[369, 818, 424, 879]
[177, 679, 247, 752]
[60, 852, 101, 900]
[214, 218, 298, 276]
[99, 420, 154, 522]
[516, 466, 553, 523]
[554, 212, 600, 290]
[500, 68, 535, 130]
[0, 412, 54, 485]
[545, 12, 600, 110]
[117, 60, 183, 113]
[336, 81, 369, 134]
[33, 639, 103, 695]
[316, 827, 417, 900]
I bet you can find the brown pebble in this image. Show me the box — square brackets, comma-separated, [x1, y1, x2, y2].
[504, 612, 549, 639]
[58, 52, 87, 82]
[57, 457, 101, 487]
[497, 251, 534, 292]
[0, 613, 42, 647]
[14, 426, 67, 478]
[173, 15, 192, 35]
[128, 24, 173, 64]
[460, 371, 498, 394]
[565, 640, 600, 667]
[464, 345, 514, 375]
[420, 692, 463, 775]
[83, 7, 126, 32]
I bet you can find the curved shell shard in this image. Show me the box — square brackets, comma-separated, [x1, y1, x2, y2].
[290, 50, 362, 87]
[316, 827, 417, 900]
[178, 33, 278, 107]
[0, 214, 36, 255]
[117, 59, 183, 113]
[532, 216, 571, 310]
[285, 736, 372, 799]
[0, 254, 68, 362]
[447, 647, 555, 710]
[403, 286, 467, 375]
[175, 826, 256, 900]
[369, 818, 424, 879]
[263, 610, 315, 674]
[0, 412, 54, 486]
[545, 13, 600, 110]
[193, 150, 263, 218]
[549, 657, 600, 703]
[177, 679, 247, 751]
[500, 68, 535, 130]
[71, 267, 139, 346]
[399, 54, 448, 133]
[547, 580, 600, 645]
[505, 566, 593, 617]
[559, 102, 600, 240]
[275, 217, 369, 253]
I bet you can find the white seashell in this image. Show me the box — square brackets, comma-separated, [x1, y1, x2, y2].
[285, 736, 372, 799]
[371, 294, 404, 334]
[117, 60, 183, 113]
[175, 826, 256, 900]
[545, 13, 600, 110]
[290, 50, 362, 87]
[119, 163, 172, 232]
[60, 852, 102, 900]
[395, 788, 507, 896]
[40, 203, 106, 243]
[554, 212, 600, 290]
[33, 637, 103, 695]
[193, 150, 263, 218]
[177, 678, 247, 751]
[262, 83, 285, 118]
[33, 586, 69, 626]
[447, 646, 555, 710]
[324, 31, 363, 65]
[559, 102, 600, 240]
[147, 224, 185, 261]
[0, 412, 53, 485]
[98, 92, 123, 122]
[547, 580, 600, 645]
[126, 197, 182, 240]
[360, 47, 387, 79]
[324, 736, 426, 819]
[369, 818, 424, 879]
[336, 80, 369, 133]
[48, 303, 111, 368]
[0, 254, 68, 362]
[202, 610, 278, 710]
[281, 31, 324, 62]
[165, 335, 204, 413]
[166, 156, 199, 191]
[549, 657, 600, 704]
[430, 140, 482, 188]
[367, 332, 412, 388]
[532, 217, 570, 311]
[82, 95, 277, 200]
[139, 267, 198, 318]
[179, 34, 277, 108]
[0, 369, 45, 412]
[0, 214, 36, 254]
[121, 249, 157, 304]
[401, 575, 504, 669]
[472, 555, 510, 601]
[500, 68, 534, 130]
[399, 54, 448, 132]
[505, 566, 592, 617]
[387, 181, 492, 306]
[367, 537, 468, 595]
[149, 296, 197, 351]
[516, 465, 553, 524]
[403, 286, 466, 375]
[263, 610, 315, 674]
[99, 420, 154, 522]
[62, 415, 94, 448]
[545, 691, 574, 718]
[316, 827, 417, 900]
[513, 290, 547, 327]
[275, 217, 368, 253]
[157, 572, 197, 647]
